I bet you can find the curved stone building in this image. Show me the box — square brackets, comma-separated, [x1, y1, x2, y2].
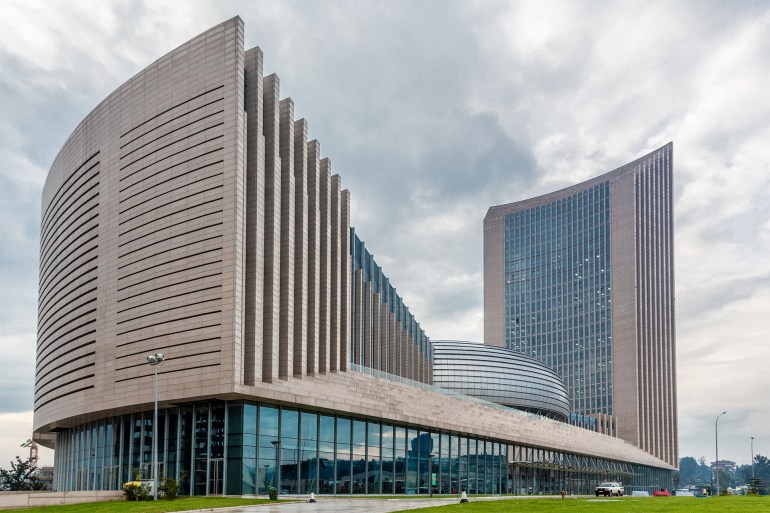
[484, 144, 678, 466]
[35, 17, 674, 496]
[432, 341, 570, 421]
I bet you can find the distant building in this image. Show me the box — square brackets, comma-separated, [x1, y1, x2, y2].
[711, 460, 737, 473]
[484, 144, 678, 466]
[39, 466, 55, 491]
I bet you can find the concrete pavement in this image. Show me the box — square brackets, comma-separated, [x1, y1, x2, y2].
[194, 495, 561, 513]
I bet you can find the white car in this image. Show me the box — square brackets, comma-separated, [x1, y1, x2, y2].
[595, 481, 624, 496]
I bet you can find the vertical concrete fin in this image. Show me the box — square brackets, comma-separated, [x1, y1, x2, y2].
[353, 268, 364, 368]
[330, 174, 342, 371]
[261, 73, 281, 383]
[340, 189, 351, 372]
[388, 311, 397, 376]
[363, 281, 372, 369]
[243, 46, 265, 385]
[306, 140, 321, 375]
[370, 292, 382, 370]
[318, 158, 332, 374]
[278, 97, 295, 379]
[293, 119, 309, 377]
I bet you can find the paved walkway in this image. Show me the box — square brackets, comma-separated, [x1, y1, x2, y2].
[196, 495, 556, 513]
[222, 498, 457, 513]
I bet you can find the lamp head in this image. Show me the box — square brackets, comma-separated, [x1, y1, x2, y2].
[147, 353, 165, 365]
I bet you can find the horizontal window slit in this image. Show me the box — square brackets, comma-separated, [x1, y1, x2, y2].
[41, 153, 99, 229]
[114, 363, 218, 383]
[117, 285, 221, 313]
[118, 122, 224, 170]
[116, 234, 222, 270]
[118, 177, 223, 217]
[119, 160, 223, 206]
[117, 297, 221, 325]
[118, 211, 223, 249]
[36, 340, 96, 377]
[115, 310, 222, 337]
[120, 97, 225, 150]
[115, 323, 220, 348]
[120, 110, 224, 160]
[117, 261, 222, 292]
[34, 385, 94, 411]
[119, 147, 223, 191]
[120, 85, 224, 138]
[116, 337, 220, 361]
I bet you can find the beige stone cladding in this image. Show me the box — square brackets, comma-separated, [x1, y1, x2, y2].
[243, 46, 265, 385]
[278, 97, 296, 379]
[35, 16, 361, 434]
[339, 189, 351, 371]
[318, 159, 332, 373]
[35, 17, 247, 432]
[329, 174, 342, 371]
[482, 143, 677, 466]
[483, 207, 506, 348]
[292, 119, 309, 377]
[261, 73, 281, 382]
[231, 369, 675, 471]
[305, 140, 322, 375]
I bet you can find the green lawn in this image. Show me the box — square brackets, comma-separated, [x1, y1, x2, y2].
[5, 495, 768, 513]
[2, 497, 282, 513]
[398, 496, 770, 513]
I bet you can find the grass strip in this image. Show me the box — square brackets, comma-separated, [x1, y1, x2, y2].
[396, 496, 770, 513]
[1, 497, 282, 513]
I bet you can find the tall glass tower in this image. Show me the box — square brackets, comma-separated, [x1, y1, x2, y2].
[484, 144, 677, 466]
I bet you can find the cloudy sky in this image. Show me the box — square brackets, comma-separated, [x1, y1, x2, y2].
[1, 0, 769, 469]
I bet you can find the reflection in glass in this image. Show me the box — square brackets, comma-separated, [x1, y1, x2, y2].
[258, 405, 278, 495]
[318, 415, 335, 493]
[300, 411, 318, 494]
[366, 422, 381, 494]
[336, 417, 351, 494]
[381, 424, 394, 493]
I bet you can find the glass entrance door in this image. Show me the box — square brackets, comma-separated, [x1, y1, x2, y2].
[209, 459, 224, 495]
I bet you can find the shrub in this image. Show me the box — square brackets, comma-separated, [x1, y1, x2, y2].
[122, 481, 150, 501]
[160, 476, 180, 500]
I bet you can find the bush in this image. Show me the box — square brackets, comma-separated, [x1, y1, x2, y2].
[122, 481, 150, 501]
[160, 476, 180, 500]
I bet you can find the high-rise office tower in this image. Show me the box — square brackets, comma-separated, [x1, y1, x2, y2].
[484, 144, 677, 466]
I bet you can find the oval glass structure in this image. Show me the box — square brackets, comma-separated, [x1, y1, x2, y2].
[432, 340, 570, 421]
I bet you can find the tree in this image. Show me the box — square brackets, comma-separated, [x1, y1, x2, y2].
[0, 456, 46, 491]
[715, 469, 736, 492]
[679, 456, 712, 486]
[750, 454, 770, 494]
[746, 477, 765, 495]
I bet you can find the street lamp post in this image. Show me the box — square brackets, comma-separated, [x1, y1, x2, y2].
[751, 436, 755, 480]
[146, 353, 165, 500]
[271, 440, 281, 498]
[428, 453, 435, 497]
[715, 411, 726, 496]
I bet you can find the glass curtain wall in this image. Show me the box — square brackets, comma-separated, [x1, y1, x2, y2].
[52, 399, 671, 496]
